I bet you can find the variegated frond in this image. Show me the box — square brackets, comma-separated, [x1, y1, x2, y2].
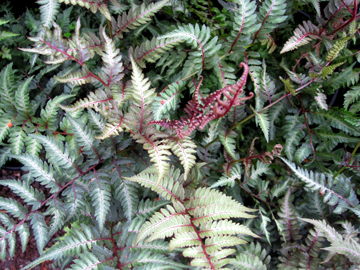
[28, 134, 76, 169]
[153, 80, 186, 121]
[280, 60, 312, 85]
[55, 65, 95, 85]
[219, 129, 237, 161]
[59, 88, 114, 114]
[185, 187, 257, 226]
[281, 20, 323, 54]
[134, 204, 191, 245]
[159, 23, 213, 70]
[111, 80, 132, 107]
[133, 132, 171, 185]
[124, 166, 185, 202]
[129, 36, 183, 69]
[130, 172, 257, 269]
[211, 163, 242, 188]
[25, 19, 92, 65]
[58, 0, 111, 20]
[253, 0, 289, 41]
[226, 0, 261, 54]
[111, 0, 170, 39]
[168, 136, 197, 181]
[277, 188, 301, 243]
[98, 27, 124, 89]
[37, 0, 60, 28]
[124, 55, 156, 133]
[22, 224, 98, 270]
[134, 184, 258, 269]
[301, 218, 360, 265]
[95, 114, 123, 140]
[280, 158, 359, 214]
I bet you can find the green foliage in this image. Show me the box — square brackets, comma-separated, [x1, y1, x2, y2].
[0, 0, 360, 269]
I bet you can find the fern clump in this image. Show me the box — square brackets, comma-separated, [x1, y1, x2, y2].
[0, 0, 360, 269]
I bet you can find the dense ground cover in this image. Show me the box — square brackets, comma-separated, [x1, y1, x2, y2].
[0, 0, 360, 269]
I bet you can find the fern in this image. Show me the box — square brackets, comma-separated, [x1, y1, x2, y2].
[37, 0, 60, 28]
[2, 0, 360, 269]
[280, 21, 323, 54]
[301, 218, 360, 265]
[125, 166, 258, 269]
[111, 0, 170, 38]
[280, 157, 359, 214]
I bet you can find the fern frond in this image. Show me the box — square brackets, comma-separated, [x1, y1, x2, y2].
[55, 65, 95, 85]
[308, 108, 360, 136]
[8, 127, 26, 155]
[39, 94, 74, 130]
[293, 143, 312, 164]
[127, 55, 156, 132]
[125, 250, 188, 269]
[37, 0, 60, 28]
[22, 224, 97, 269]
[301, 218, 360, 265]
[210, 163, 241, 188]
[124, 166, 185, 202]
[113, 159, 139, 221]
[168, 136, 197, 181]
[63, 182, 88, 222]
[133, 133, 171, 186]
[278, 188, 301, 242]
[89, 171, 111, 232]
[257, 110, 270, 143]
[95, 116, 124, 139]
[67, 115, 99, 157]
[15, 76, 34, 120]
[21, 19, 95, 66]
[0, 180, 43, 210]
[29, 212, 49, 254]
[0, 226, 16, 260]
[67, 251, 103, 270]
[58, 0, 111, 20]
[159, 23, 212, 70]
[231, 241, 271, 269]
[129, 37, 182, 69]
[29, 134, 76, 169]
[326, 36, 352, 62]
[135, 204, 190, 244]
[59, 88, 113, 113]
[298, 228, 324, 270]
[253, 0, 288, 42]
[46, 199, 66, 237]
[136, 199, 170, 219]
[219, 129, 237, 161]
[112, 0, 170, 38]
[9, 154, 60, 192]
[25, 134, 42, 157]
[153, 80, 185, 121]
[280, 158, 359, 213]
[310, 61, 346, 79]
[0, 197, 28, 219]
[98, 28, 124, 89]
[344, 86, 360, 113]
[185, 187, 257, 226]
[226, 0, 260, 55]
[0, 63, 16, 113]
[280, 21, 322, 54]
